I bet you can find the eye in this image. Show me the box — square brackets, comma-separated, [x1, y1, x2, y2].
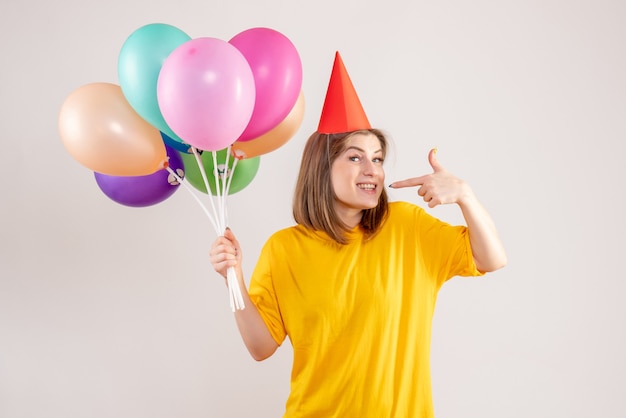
[373, 157, 384, 164]
[348, 155, 361, 162]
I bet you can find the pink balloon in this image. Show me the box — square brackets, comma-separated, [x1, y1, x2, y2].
[230, 27, 302, 142]
[157, 37, 256, 151]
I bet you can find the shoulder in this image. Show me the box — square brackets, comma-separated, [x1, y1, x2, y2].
[259, 224, 334, 260]
[264, 224, 317, 247]
[389, 200, 420, 212]
[265, 224, 296, 243]
[387, 201, 426, 220]
[385, 201, 451, 231]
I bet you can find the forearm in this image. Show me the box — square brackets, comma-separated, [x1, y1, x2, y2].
[210, 231, 279, 360]
[231, 269, 279, 361]
[458, 189, 507, 273]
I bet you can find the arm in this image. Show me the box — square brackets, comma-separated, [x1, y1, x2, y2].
[389, 148, 507, 273]
[210, 228, 279, 360]
[456, 186, 507, 273]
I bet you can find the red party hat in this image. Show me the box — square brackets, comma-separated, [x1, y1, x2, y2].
[317, 51, 371, 134]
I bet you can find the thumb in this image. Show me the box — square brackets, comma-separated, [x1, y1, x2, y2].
[428, 148, 443, 172]
[223, 227, 242, 251]
[224, 227, 235, 240]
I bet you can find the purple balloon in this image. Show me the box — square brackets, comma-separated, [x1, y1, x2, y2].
[94, 145, 185, 207]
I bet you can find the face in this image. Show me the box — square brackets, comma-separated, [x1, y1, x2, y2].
[330, 132, 385, 227]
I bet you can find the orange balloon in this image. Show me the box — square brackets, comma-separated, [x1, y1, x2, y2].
[232, 91, 305, 159]
[59, 82, 167, 176]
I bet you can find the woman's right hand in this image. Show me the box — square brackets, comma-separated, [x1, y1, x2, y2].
[209, 227, 242, 280]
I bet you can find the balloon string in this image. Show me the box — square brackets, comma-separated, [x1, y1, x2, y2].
[219, 148, 244, 310]
[211, 151, 225, 231]
[227, 267, 245, 310]
[221, 147, 239, 227]
[191, 147, 222, 231]
[171, 150, 244, 311]
[226, 154, 239, 193]
[221, 147, 231, 226]
[205, 148, 245, 311]
[166, 166, 219, 235]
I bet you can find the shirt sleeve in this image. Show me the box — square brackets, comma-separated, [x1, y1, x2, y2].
[413, 205, 484, 285]
[248, 237, 288, 346]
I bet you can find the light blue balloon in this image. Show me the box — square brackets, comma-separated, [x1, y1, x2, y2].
[118, 23, 191, 146]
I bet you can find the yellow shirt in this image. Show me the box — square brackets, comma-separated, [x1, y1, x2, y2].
[249, 201, 483, 417]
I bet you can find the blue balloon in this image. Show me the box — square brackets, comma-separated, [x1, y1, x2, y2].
[160, 131, 191, 153]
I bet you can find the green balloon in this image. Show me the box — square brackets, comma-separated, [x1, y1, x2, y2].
[180, 149, 260, 195]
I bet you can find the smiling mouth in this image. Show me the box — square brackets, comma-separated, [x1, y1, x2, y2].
[357, 183, 376, 191]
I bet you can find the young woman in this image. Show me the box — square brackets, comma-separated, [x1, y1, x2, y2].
[210, 53, 506, 417]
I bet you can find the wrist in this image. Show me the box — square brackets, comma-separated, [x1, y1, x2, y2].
[456, 183, 476, 208]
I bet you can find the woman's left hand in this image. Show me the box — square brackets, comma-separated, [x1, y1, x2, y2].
[389, 148, 471, 208]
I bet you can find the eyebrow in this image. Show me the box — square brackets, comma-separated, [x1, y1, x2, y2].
[345, 146, 383, 154]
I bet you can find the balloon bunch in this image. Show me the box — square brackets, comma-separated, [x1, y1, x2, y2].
[58, 23, 305, 311]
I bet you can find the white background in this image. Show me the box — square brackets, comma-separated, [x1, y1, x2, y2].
[1, 0, 625, 417]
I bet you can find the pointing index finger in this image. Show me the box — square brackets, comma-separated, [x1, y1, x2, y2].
[389, 175, 427, 189]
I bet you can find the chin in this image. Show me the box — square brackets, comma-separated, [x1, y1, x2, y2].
[361, 200, 380, 210]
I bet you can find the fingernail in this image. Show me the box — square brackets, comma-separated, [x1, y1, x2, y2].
[433, 147, 438, 154]
[388, 183, 395, 188]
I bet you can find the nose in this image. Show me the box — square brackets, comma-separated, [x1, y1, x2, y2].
[362, 159, 376, 176]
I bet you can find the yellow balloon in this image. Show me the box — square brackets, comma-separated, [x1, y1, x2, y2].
[232, 91, 305, 159]
[59, 82, 167, 176]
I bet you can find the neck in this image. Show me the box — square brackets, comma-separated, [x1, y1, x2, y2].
[336, 207, 363, 229]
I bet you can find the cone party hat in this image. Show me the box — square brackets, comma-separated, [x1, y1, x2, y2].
[317, 51, 371, 134]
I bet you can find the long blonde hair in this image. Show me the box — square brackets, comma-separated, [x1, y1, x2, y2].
[292, 129, 389, 244]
